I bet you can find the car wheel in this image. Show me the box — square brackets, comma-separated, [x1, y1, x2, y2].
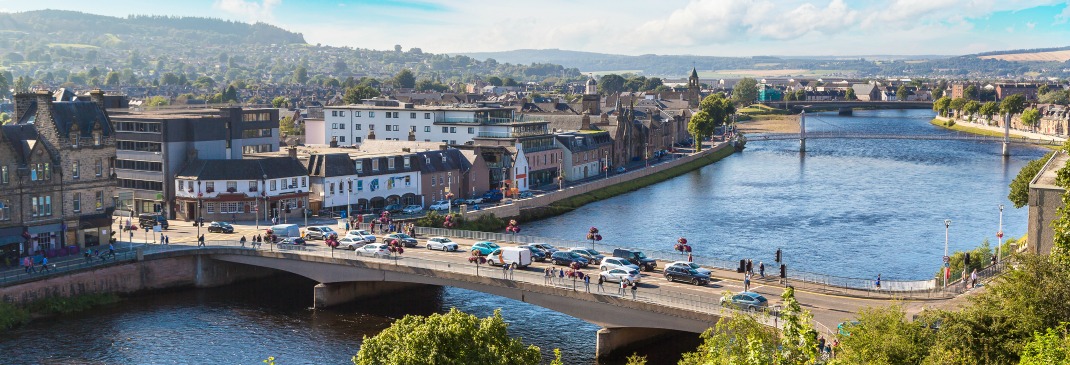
[665, 275, 673, 282]
[442, 246, 448, 252]
[599, 266, 607, 271]
[691, 278, 700, 286]
[426, 245, 432, 250]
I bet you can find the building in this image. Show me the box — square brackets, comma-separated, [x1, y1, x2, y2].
[554, 130, 614, 182]
[110, 107, 279, 217]
[1026, 151, 1069, 255]
[173, 154, 308, 224]
[0, 90, 117, 259]
[995, 83, 1040, 101]
[851, 84, 880, 101]
[757, 85, 783, 102]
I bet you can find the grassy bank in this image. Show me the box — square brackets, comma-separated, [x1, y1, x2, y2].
[520, 146, 736, 222]
[931, 118, 1061, 150]
[0, 293, 121, 331]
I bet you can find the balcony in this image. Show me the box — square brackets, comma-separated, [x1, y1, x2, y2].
[435, 116, 516, 125]
[477, 129, 549, 139]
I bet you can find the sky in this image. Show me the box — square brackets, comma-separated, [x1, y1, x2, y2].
[1, 0, 1069, 57]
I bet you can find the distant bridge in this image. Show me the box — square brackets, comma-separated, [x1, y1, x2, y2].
[760, 100, 934, 110]
[747, 132, 1061, 146]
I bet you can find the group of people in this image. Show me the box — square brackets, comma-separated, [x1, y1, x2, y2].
[540, 266, 639, 298]
[817, 336, 839, 359]
[21, 252, 50, 274]
[239, 235, 266, 248]
[741, 259, 766, 291]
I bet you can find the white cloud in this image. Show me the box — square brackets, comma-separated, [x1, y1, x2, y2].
[212, 0, 280, 23]
[1026, 21, 1036, 29]
[1056, 2, 1070, 23]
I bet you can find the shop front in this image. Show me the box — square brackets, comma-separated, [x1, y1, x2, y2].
[26, 222, 63, 256]
[78, 212, 114, 248]
[0, 227, 23, 268]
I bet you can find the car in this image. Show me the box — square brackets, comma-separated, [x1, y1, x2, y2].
[278, 237, 306, 246]
[138, 213, 169, 229]
[838, 321, 861, 337]
[383, 233, 418, 248]
[382, 204, 403, 213]
[426, 237, 459, 251]
[464, 196, 483, 205]
[599, 257, 640, 272]
[720, 292, 769, 311]
[568, 248, 604, 265]
[356, 243, 392, 258]
[518, 244, 548, 262]
[451, 198, 466, 206]
[402, 205, 424, 214]
[664, 265, 711, 286]
[531, 243, 559, 254]
[345, 229, 376, 243]
[518, 191, 534, 199]
[482, 190, 504, 203]
[550, 251, 589, 268]
[206, 221, 234, 233]
[470, 241, 501, 256]
[304, 226, 336, 240]
[339, 237, 366, 250]
[599, 268, 642, 284]
[615, 166, 626, 174]
[612, 248, 657, 272]
[667, 261, 711, 276]
[429, 200, 451, 211]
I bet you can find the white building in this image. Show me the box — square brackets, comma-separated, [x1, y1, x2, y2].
[173, 155, 310, 222]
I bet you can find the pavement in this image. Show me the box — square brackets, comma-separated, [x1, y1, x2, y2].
[937, 115, 1067, 143]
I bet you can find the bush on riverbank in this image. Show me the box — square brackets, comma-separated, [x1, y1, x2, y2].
[0, 301, 30, 331]
[0, 293, 120, 331]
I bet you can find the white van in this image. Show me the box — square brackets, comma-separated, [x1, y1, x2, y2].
[270, 224, 301, 238]
[486, 247, 532, 268]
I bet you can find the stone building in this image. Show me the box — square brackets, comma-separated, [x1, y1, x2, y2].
[0, 90, 117, 260]
[1027, 151, 1069, 255]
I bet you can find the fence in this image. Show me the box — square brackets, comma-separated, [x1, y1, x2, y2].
[0, 249, 139, 287]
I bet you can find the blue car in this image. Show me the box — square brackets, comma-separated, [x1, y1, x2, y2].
[470, 241, 500, 256]
[720, 291, 769, 311]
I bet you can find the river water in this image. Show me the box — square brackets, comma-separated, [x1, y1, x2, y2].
[0, 109, 1047, 364]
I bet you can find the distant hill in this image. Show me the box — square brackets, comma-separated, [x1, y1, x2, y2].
[973, 46, 1070, 62]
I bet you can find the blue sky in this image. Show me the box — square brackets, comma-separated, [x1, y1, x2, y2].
[1, 0, 1068, 56]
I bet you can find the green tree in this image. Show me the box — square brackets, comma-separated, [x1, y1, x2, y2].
[832, 305, 937, 364]
[687, 110, 713, 153]
[931, 88, 943, 100]
[502, 77, 518, 87]
[964, 85, 978, 100]
[146, 96, 169, 107]
[732, 78, 759, 105]
[271, 96, 289, 108]
[393, 69, 416, 89]
[1040, 90, 1070, 106]
[678, 308, 779, 365]
[352, 308, 540, 365]
[699, 93, 736, 131]
[933, 96, 951, 116]
[193, 76, 216, 89]
[292, 66, 309, 85]
[963, 100, 980, 119]
[1038, 84, 1052, 96]
[1021, 108, 1041, 132]
[1001, 94, 1027, 117]
[104, 71, 120, 87]
[794, 89, 806, 101]
[161, 72, 180, 86]
[486, 76, 503, 87]
[979, 101, 1000, 122]
[845, 87, 856, 100]
[598, 74, 626, 95]
[0, 112, 10, 124]
[279, 115, 303, 136]
[222, 85, 238, 103]
[641, 77, 663, 91]
[896, 84, 909, 101]
[1019, 324, 1070, 365]
[1009, 151, 1055, 208]
[342, 85, 381, 104]
[778, 286, 819, 364]
[0, 72, 9, 98]
[950, 97, 968, 118]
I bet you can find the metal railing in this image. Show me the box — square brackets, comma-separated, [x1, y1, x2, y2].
[0, 249, 139, 286]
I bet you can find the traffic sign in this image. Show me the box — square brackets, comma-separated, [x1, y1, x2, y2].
[943, 255, 950, 263]
[997, 231, 1003, 238]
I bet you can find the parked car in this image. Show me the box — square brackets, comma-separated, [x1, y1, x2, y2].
[599, 268, 642, 284]
[667, 261, 711, 276]
[664, 265, 711, 286]
[429, 200, 451, 211]
[304, 226, 336, 240]
[615, 166, 626, 174]
[720, 292, 769, 312]
[356, 243, 392, 258]
[426, 237, 459, 251]
[271, 224, 301, 239]
[518, 191, 535, 199]
[612, 248, 657, 272]
[464, 196, 483, 205]
[518, 244, 548, 262]
[138, 213, 169, 229]
[383, 233, 417, 248]
[470, 241, 501, 256]
[531, 243, 560, 255]
[339, 237, 365, 250]
[486, 247, 533, 268]
[550, 251, 589, 268]
[481, 190, 504, 203]
[402, 205, 424, 214]
[838, 321, 861, 337]
[568, 248, 604, 265]
[382, 204, 403, 213]
[345, 229, 376, 242]
[451, 198, 466, 206]
[599, 257, 640, 272]
[207, 221, 234, 233]
[278, 237, 306, 246]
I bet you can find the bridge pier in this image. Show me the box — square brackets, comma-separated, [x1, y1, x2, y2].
[314, 281, 431, 308]
[596, 327, 679, 359]
[837, 107, 852, 116]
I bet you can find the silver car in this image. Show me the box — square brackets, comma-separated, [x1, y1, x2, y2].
[600, 257, 640, 272]
[425, 237, 459, 251]
[599, 268, 642, 284]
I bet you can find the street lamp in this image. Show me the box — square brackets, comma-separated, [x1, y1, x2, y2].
[604, 150, 609, 179]
[258, 174, 266, 230]
[346, 177, 353, 220]
[196, 181, 203, 239]
[997, 205, 1004, 264]
[943, 219, 951, 288]
[447, 171, 453, 214]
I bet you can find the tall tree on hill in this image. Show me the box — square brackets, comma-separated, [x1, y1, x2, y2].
[598, 74, 626, 95]
[932, 88, 944, 100]
[503, 77, 518, 87]
[393, 69, 416, 89]
[845, 87, 857, 100]
[794, 89, 806, 101]
[292, 66, 309, 85]
[0, 72, 9, 98]
[732, 78, 759, 106]
[486, 76, 503, 87]
[105, 71, 121, 87]
[222, 85, 238, 103]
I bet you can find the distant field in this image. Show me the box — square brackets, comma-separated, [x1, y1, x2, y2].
[752, 63, 781, 67]
[48, 43, 99, 49]
[583, 70, 643, 76]
[979, 50, 1070, 62]
[699, 69, 850, 78]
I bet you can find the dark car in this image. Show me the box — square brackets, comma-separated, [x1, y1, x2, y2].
[384, 233, 418, 248]
[664, 265, 710, 286]
[138, 213, 169, 229]
[279, 237, 306, 246]
[382, 204, 403, 213]
[481, 190, 503, 203]
[612, 248, 657, 272]
[519, 244, 548, 262]
[206, 221, 234, 233]
[550, 251, 589, 268]
[531, 243, 560, 255]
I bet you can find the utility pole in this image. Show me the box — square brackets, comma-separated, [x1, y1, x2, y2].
[997, 205, 1004, 264]
[943, 219, 951, 288]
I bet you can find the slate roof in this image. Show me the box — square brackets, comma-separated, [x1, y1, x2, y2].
[176, 157, 307, 180]
[307, 153, 357, 178]
[414, 149, 472, 173]
[1, 123, 41, 165]
[49, 101, 115, 138]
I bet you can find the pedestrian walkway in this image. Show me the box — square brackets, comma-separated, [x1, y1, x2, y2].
[937, 116, 1067, 143]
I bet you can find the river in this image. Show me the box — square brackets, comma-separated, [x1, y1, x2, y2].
[0, 109, 1048, 364]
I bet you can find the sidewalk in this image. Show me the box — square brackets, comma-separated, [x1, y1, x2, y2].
[936, 116, 1067, 143]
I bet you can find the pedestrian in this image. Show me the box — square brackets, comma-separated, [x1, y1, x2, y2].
[597, 275, 604, 292]
[619, 279, 626, 296]
[544, 267, 551, 284]
[970, 269, 978, 288]
[831, 339, 839, 358]
[759, 261, 766, 278]
[160, 232, 164, 244]
[875, 274, 881, 290]
[22, 255, 33, 274]
[746, 259, 753, 275]
[558, 267, 565, 284]
[109, 243, 115, 256]
[509, 263, 515, 280]
[584, 274, 591, 292]
[818, 336, 826, 353]
[40, 256, 50, 272]
[198, 234, 205, 247]
[962, 268, 969, 290]
[164, 235, 169, 245]
[687, 252, 693, 262]
[240, 235, 247, 247]
[502, 263, 508, 279]
[631, 282, 638, 299]
[744, 273, 751, 292]
[83, 249, 92, 264]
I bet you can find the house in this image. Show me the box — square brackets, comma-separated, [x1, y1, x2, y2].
[173, 152, 308, 223]
[851, 84, 880, 101]
[554, 130, 613, 182]
[1027, 151, 1070, 255]
[0, 90, 117, 257]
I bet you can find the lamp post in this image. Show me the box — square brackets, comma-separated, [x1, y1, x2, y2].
[943, 219, 951, 288]
[604, 150, 609, 179]
[997, 205, 1004, 264]
[196, 181, 202, 239]
[258, 175, 266, 230]
[346, 177, 353, 220]
[447, 171, 453, 214]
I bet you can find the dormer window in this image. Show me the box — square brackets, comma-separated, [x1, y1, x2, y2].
[94, 132, 102, 146]
[355, 161, 363, 173]
[388, 158, 395, 170]
[403, 157, 410, 169]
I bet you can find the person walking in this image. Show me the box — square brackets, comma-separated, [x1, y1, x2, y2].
[544, 267, 551, 284]
[970, 269, 978, 288]
[83, 249, 92, 264]
[198, 234, 205, 247]
[875, 274, 881, 290]
[558, 267, 565, 285]
[744, 273, 751, 292]
[619, 280, 626, 296]
[687, 252, 693, 263]
[109, 243, 115, 257]
[584, 274, 591, 292]
[746, 259, 753, 275]
[759, 261, 765, 278]
[502, 263, 508, 279]
[631, 282, 638, 299]
[22, 255, 33, 274]
[509, 263, 515, 280]
[597, 275, 605, 292]
[240, 235, 247, 247]
[164, 235, 169, 245]
[39, 256, 50, 272]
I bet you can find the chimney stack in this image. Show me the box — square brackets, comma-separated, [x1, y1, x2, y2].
[35, 90, 53, 113]
[288, 146, 297, 159]
[12, 93, 34, 122]
[329, 136, 338, 148]
[89, 89, 106, 110]
[581, 112, 591, 130]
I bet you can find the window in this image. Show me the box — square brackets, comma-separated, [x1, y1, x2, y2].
[94, 132, 102, 146]
[95, 191, 103, 211]
[279, 179, 287, 189]
[31, 195, 52, 217]
[468, 127, 475, 134]
[450, 140, 456, 145]
[0, 200, 9, 221]
[331, 123, 337, 129]
[410, 112, 416, 118]
[388, 158, 395, 170]
[356, 161, 363, 173]
[117, 179, 164, 191]
[291, 178, 298, 188]
[248, 180, 257, 192]
[206, 202, 215, 214]
[424, 113, 431, 119]
[442, 127, 449, 133]
[115, 160, 163, 172]
[390, 112, 399, 118]
[372, 159, 379, 171]
[385, 112, 392, 119]
[116, 140, 162, 152]
[206, 181, 215, 193]
[424, 126, 431, 133]
[410, 126, 416, 133]
[369, 111, 375, 118]
[354, 111, 361, 117]
[404, 156, 410, 168]
[355, 124, 362, 130]
[355, 137, 362, 143]
[369, 124, 375, 130]
[179, 180, 185, 191]
[449, 127, 456, 133]
[431, 177, 436, 186]
[242, 129, 273, 138]
[73, 193, 81, 212]
[330, 182, 335, 194]
[339, 136, 346, 143]
[226, 181, 237, 192]
[271, 180, 277, 191]
[331, 111, 338, 117]
[95, 160, 103, 177]
[1, 166, 6, 184]
[301, 177, 307, 187]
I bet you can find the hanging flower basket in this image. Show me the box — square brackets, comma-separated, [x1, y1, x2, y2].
[468, 256, 486, 264]
[678, 237, 688, 245]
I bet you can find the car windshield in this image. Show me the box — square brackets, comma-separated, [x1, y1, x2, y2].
[570, 252, 583, 259]
[487, 242, 500, 248]
[635, 252, 647, 259]
[688, 263, 701, 269]
[627, 270, 639, 276]
[322, 227, 336, 232]
[687, 268, 699, 275]
[395, 234, 411, 239]
[585, 249, 601, 255]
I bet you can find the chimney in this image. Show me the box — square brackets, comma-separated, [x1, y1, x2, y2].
[288, 146, 297, 159]
[440, 144, 448, 151]
[89, 89, 106, 110]
[367, 130, 376, 140]
[408, 129, 416, 141]
[35, 89, 53, 114]
[12, 93, 34, 122]
[329, 136, 338, 148]
[581, 112, 591, 130]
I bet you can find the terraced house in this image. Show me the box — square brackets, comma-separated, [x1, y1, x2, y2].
[0, 90, 117, 262]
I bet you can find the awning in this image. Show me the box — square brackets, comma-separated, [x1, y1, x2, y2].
[0, 226, 23, 245]
[79, 213, 114, 229]
[27, 223, 62, 234]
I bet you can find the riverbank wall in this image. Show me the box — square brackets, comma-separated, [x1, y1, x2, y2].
[0, 250, 273, 306]
[467, 142, 735, 223]
[931, 116, 1066, 147]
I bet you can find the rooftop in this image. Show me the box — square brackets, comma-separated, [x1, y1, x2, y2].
[1031, 151, 1069, 191]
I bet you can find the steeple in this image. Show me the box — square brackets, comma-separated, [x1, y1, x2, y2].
[688, 67, 700, 109]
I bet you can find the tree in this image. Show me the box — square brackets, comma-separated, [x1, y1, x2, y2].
[641, 77, 663, 91]
[279, 115, 303, 136]
[597, 74, 626, 95]
[0, 72, 8, 98]
[146, 96, 169, 107]
[222, 85, 239, 103]
[1019, 324, 1070, 365]
[393, 69, 416, 89]
[104, 71, 121, 87]
[777, 286, 819, 364]
[1038, 84, 1052, 96]
[794, 89, 806, 101]
[292, 66, 309, 85]
[845, 87, 857, 101]
[502, 77, 518, 87]
[964, 85, 978, 100]
[732, 78, 759, 105]
[1021, 108, 1041, 132]
[1009, 151, 1054, 208]
[193, 76, 216, 89]
[486, 76, 503, 87]
[1040, 90, 1070, 106]
[699, 93, 736, 131]
[932, 88, 944, 100]
[980, 101, 1000, 122]
[896, 84, 909, 101]
[831, 305, 937, 364]
[687, 111, 713, 153]
[161, 72, 181, 86]
[333, 59, 348, 74]
[950, 97, 968, 118]
[678, 308, 780, 365]
[271, 96, 289, 108]
[0, 112, 10, 124]
[1001, 94, 1027, 117]
[964, 100, 980, 119]
[933, 96, 951, 117]
[352, 308, 541, 365]
[342, 86, 381, 104]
